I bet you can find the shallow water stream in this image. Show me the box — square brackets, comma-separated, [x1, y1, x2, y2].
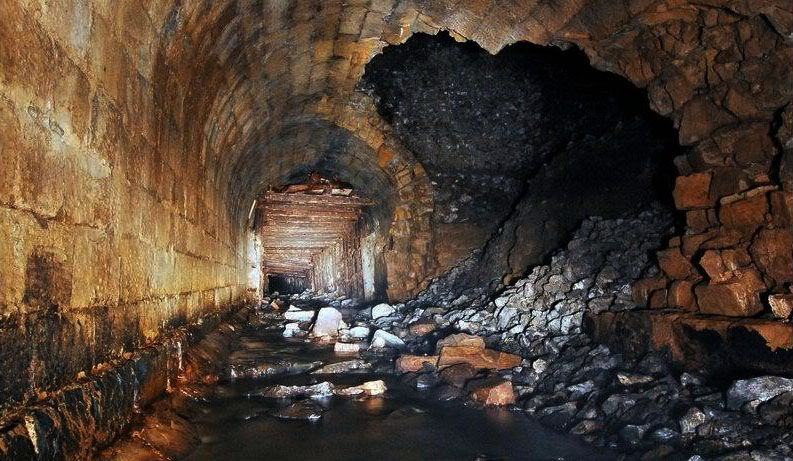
[179, 308, 616, 461]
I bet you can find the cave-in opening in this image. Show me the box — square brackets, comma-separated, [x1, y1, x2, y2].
[360, 32, 684, 294]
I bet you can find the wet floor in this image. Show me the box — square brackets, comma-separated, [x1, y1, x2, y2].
[181, 309, 617, 461]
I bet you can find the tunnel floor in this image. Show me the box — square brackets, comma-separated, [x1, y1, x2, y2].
[104, 297, 616, 461]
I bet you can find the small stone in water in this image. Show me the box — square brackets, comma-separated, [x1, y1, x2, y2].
[273, 401, 324, 421]
[334, 342, 366, 354]
[261, 381, 335, 399]
[335, 380, 388, 397]
[312, 307, 343, 337]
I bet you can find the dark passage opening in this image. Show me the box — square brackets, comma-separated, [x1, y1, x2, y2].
[360, 32, 684, 288]
[267, 274, 308, 295]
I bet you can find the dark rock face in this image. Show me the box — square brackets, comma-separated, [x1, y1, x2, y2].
[361, 32, 681, 284]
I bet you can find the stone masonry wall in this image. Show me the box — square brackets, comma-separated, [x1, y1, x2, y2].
[0, 2, 250, 416]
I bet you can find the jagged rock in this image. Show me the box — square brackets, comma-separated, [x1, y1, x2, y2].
[570, 419, 601, 435]
[229, 360, 322, 379]
[396, 355, 439, 373]
[617, 372, 654, 386]
[438, 346, 522, 370]
[768, 294, 793, 320]
[273, 401, 325, 421]
[260, 382, 335, 399]
[372, 303, 396, 319]
[284, 308, 315, 322]
[312, 360, 371, 374]
[436, 333, 485, 350]
[369, 330, 406, 349]
[349, 326, 371, 339]
[467, 377, 516, 406]
[283, 322, 302, 337]
[439, 363, 478, 388]
[335, 380, 387, 397]
[334, 342, 366, 354]
[680, 407, 708, 434]
[312, 307, 343, 337]
[408, 319, 437, 335]
[727, 376, 793, 411]
[758, 391, 793, 427]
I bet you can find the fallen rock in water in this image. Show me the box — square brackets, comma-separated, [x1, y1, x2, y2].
[439, 363, 478, 388]
[467, 377, 516, 406]
[312, 360, 371, 374]
[437, 333, 486, 350]
[283, 322, 302, 338]
[312, 307, 343, 337]
[372, 303, 396, 319]
[335, 380, 387, 397]
[334, 342, 366, 354]
[230, 360, 322, 379]
[727, 376, 793, 411]
[260, 381, 335, 399]
[396, 355, 439, 373]
[273, 400, 325, 421]
[284, 307, 315, 322]
[370, 330, 406, 349]
[437, 346, 522, 370]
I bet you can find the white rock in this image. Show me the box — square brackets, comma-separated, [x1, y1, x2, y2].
[312, 307, 343, 337]
[349, 326, 371, 339]
[283, 322, 301, 337]
[285, 308, 315, 322]
[334, 342, 366, 354]
[494, 296, 510, 308]
[371, 303, 396, 319]
[369, 330, 405, 349]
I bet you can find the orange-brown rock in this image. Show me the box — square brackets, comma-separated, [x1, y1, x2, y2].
[768, 294, 793, 320]
[769, 191, 792, 228]
[409, 319, 437, 336]
[439, 363, 478, 388]
[695, 269, 766, 317]
[682, 227, 743, 258]
[673, 173, 714, 210]
[733, 320, 793, 351]
[667, 280, 697, 311]
[438, 346, 522, 370]
[649, 288, 668, 309]
[718, 193, 768, 234]
[699, 248, 749, 283]
[436, 333, 486, 350]
[467, 377, 516, 406]
[750, 229, 793, 285]
[657, 247, 697, 280]
[395, 354, 439, 373]
[632, 277, 668, 307]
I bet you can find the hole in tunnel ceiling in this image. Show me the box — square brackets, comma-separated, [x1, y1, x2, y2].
[359, 32, 683, 228]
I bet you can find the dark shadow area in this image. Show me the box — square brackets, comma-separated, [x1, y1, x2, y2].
[361, 32, 684, 295]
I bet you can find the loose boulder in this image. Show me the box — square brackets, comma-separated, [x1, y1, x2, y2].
[312, 307, 343, 337]
[726, 376, 793, 411]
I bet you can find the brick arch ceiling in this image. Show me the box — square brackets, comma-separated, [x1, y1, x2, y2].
[147, 0, 791, 298]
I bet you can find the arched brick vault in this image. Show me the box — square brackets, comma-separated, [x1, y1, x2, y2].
[0, 0, 790, 413]
[148, 0, 791, 301]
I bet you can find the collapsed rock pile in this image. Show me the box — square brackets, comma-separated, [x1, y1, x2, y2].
[335, 206, 793, 460]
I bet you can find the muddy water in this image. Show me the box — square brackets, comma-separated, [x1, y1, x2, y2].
[182, 313, 615, 461]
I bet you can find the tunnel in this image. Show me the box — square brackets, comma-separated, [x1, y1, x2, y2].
[1, 1, 792, 460]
